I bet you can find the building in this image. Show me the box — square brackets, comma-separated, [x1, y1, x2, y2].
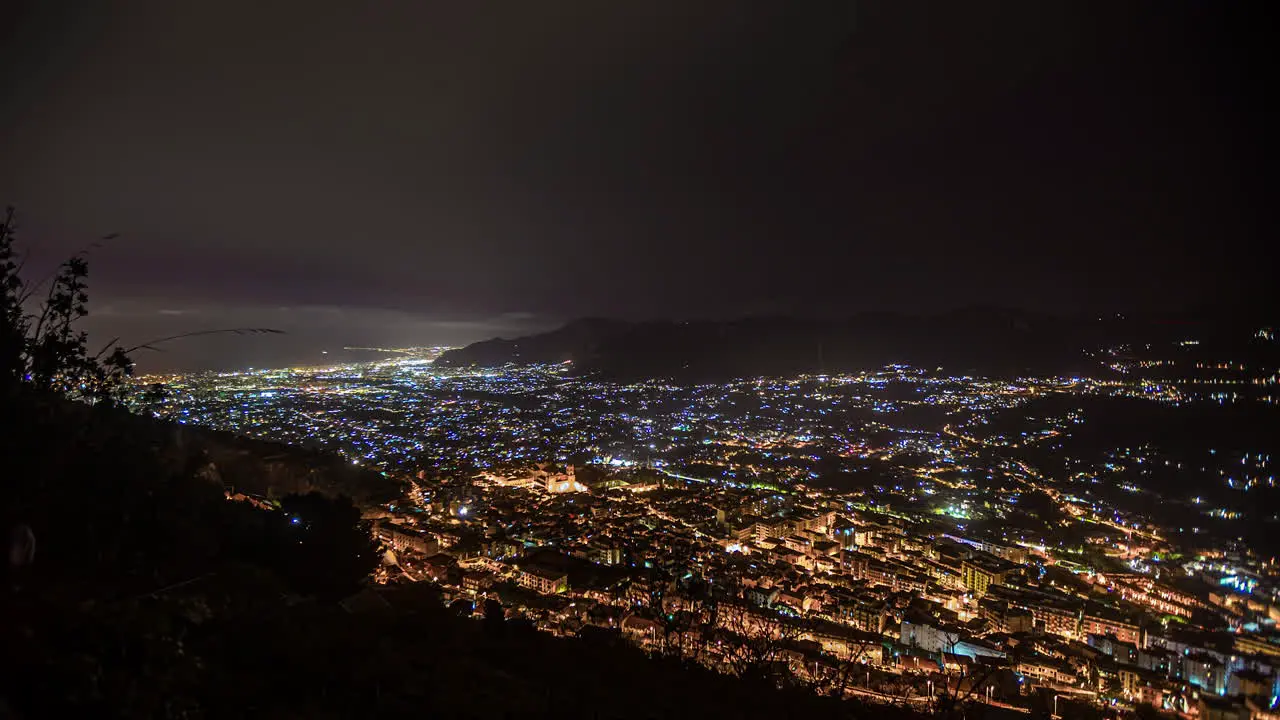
[422, 553, 456, 582]
[784, 535, 812, 554]
[1236, 634, 1280, 660]
[541, 464, 585, 493]
[832, 518, 857, 550]
[518, 565, 568, 595]
[1184, 651, 1228, 695]
[462, 571, 492, 594]
[1119, 668, 1142, 697]
[794, 510, 836, 534]
[839, 599, 887, 634]
[901, 618, 964, 655]
[1137, 646, 1174, 674]
[1137, 683, 1165, 709]
[841, 550, 872, 577]
[1228, 669, 1274, 699]
[747, 586, 780, 608]
[1016, 655, 1078, 686]
[588, 542, 623, 566]
[1004, 607, 1035, 633]
[961, 553, 1016, 596]
[1082, 613, 1144, 648]
[621, 615, 661, 646]
[1028, 602, 1081, 638]
[376, 523, 436, 556]
[951, 639, 1007, 662]
[944, 533, 1029, 564]
[1089, 633, 1140, 664]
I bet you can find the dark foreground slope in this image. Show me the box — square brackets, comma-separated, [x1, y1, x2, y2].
[0, 391, 895, 720]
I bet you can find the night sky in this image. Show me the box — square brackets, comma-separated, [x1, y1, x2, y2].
[1, 2, 1270, 370]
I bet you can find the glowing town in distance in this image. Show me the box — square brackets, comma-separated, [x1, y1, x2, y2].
[131, 334, 1280, 715]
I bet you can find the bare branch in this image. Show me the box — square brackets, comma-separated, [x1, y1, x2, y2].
[122, 328, 285, 354]
[92, 337, 122, 360]
[16, 239, 105, 306]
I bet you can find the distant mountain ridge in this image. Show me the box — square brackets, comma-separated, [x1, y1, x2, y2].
[432, 310, 1073, 379]
[433, 308, 1275, 381]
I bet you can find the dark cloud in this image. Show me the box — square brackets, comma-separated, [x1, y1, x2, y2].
[1, 2, 1270, 369]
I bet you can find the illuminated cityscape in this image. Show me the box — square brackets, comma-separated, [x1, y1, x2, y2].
[5, 1, 1274, 715]
[131, 332, 1280, 716]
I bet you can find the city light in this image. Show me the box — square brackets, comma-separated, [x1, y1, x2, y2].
[129, 340, 1280, 712]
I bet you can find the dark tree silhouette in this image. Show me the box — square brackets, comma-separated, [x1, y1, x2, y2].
[0, 208, 25, 385]
[2, 207, 282, 405]
[483, 598, 507, 634]
[267, 492, 380, 600]
[1, 207, 134, 403]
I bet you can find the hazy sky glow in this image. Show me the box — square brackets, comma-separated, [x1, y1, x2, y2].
[1, 2, 1269, 370]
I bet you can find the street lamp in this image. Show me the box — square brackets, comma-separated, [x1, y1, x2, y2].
[1054, 694, 1061, 717]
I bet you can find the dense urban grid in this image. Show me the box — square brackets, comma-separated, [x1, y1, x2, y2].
[132, 332, 1280, 717]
